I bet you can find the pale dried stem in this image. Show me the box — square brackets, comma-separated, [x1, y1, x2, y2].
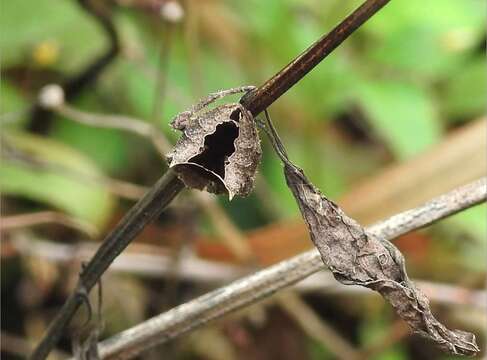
[11, 235, 485, 309]
[17, 235, 484, 360]
[93, 178, 486, 359]
[1, 136, 147, 200]
[0, 211, 98, 238]
[56, 104, 172, 155]
[340, 118, 486, 224]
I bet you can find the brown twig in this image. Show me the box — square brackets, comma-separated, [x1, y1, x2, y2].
[240, 0, 391, 116]
[30, 170, 184, 360]
[30, 1, 394, 358]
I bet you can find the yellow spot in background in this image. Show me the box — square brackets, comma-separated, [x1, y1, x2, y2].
[32, 40, 59, 67]
[441, 28, 476, 53]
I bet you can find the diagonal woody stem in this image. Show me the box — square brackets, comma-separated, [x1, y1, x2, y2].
[240, 0, 391, 115]
[95, 178, 486, 359]
[30, 1, 393, 358]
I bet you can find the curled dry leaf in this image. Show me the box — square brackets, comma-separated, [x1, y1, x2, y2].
[261, 111, 479, 356]
[167, 87, 261, 200]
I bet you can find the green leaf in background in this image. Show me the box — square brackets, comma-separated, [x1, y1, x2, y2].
[219, 193, 267, 230]
[286, 138, 346, 198]
[442, 56, 486, 122]
[114, 11, 193, 129]
[0, 0, 104, 71]
[363, 0, 485, 79]
[261, 134, 347, 218]
[109, 59, 181, 145]
[450, 204, 487, 240]
[364, 0, 485, 35]
[0, 132, 115, 228]
[50, 98, 131, 175]
[45, 73, 133, 174]
[371, 348, 408, 360]
[0, 81, 29, 128]
[359, 314, 408, 360]
[307, 337, 334, 360]
[241, 0, 293, 56]
[356, 79, 441, 159]
[112, 60, 156, 119]
[198, 49, 247, 100]
[290, 25, 357, 119]
[261, 145, 300, 218]
[444, 204, 487, 272]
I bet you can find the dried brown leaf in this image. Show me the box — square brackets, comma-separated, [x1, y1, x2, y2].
[168, 88, 261, 200]
[284, 164, 479, 356]
[261, 111, 480, 356]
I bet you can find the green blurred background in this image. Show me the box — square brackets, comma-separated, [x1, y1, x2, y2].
[1, 0, 486, 359]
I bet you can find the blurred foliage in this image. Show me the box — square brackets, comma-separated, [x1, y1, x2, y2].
[1, 0, 485, 359]
[1, 131, 115, 227]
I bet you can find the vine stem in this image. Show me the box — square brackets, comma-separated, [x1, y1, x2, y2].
[240, 0, 391, 115]
[30, 1, 391, 358]
[30, 171, 184, 360]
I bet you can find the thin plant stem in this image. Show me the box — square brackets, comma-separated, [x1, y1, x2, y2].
[240, 0, 391, 116]
[29, 171, 185, 360]
[56, 104, 172, 155]
[0, 211, 98, 238]
[10, 234, 486, 309]
[1, 136, 148, 200]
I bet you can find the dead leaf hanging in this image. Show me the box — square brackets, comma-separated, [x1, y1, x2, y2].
[260, 110, 479, 357]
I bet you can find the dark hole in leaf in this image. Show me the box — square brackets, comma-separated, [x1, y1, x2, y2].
[189, 121, 239, 180]
[230, 108, 241, 122]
